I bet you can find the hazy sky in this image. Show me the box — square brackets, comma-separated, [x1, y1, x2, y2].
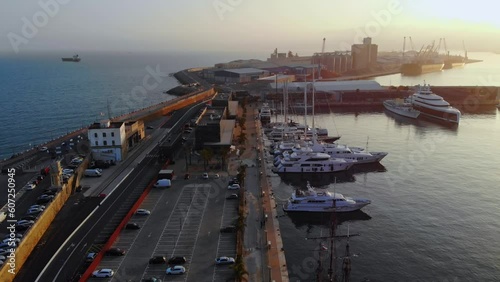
[1, 0, 499, 57]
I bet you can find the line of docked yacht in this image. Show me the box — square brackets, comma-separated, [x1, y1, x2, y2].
[383, 84, 461, 124]
[282, 182, 371, 212]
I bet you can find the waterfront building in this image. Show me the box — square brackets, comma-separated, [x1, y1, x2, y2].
[88, 120, 126, 161]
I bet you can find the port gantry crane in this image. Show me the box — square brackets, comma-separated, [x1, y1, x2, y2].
[318, 37, 326, 79]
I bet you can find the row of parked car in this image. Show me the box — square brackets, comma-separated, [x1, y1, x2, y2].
[91, 255, 236, 278]
[0, 186, 59, 264]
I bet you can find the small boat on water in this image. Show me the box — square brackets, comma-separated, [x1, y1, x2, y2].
[383, 98, 420, 119]
[283, 182, 371, 212]
[62, 54, 81, 62]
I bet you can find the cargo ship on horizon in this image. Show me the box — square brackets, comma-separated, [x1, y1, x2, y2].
[401, 61, 444, 76]
[62, 54, 81, 62]
[401, 38, 444, 76]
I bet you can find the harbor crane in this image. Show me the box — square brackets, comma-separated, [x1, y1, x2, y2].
[318, 37, 326, 79]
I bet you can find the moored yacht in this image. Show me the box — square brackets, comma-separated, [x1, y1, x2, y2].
[383, 98, 420, 119]
[283, 182, 371, 212]
[259, 103, 272, 125]
[272, 151, 355, 174]
[411, 84, 461, 124]
[289, 141, 388, 164]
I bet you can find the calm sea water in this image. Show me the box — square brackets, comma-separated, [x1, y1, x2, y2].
[273, 110, 500, 281]
[269, 52, 500, 282]
[0, 51, 250, 159]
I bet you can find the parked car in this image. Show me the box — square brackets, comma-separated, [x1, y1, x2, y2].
[86, 252, 97, 263]
[62, 168, 74, 174]
[3, 233, 22, 240]
[226, 194, 238, 199]
[202, 172, 209, 179]
[39, 146, 48, 152]
[27, 208, 44, 215]
[167, 256, 187, 264]
[184, 173, 190, 180]
[92, 269, 114, 278]
[29, 205, 45, 210]
[144, 277, 162, 282]
[125, 223, 140, 230]
[36, 198, 51, 205]
[25, 183, 36, 191]
[220, 226, 237, 233]
[16, 220, 34, 226]
[2, 237, 21, 244]
[149, 256, 166, 264]
[215, 256, 235, 265]
[166, 265, 186, 275]
[135, 209, 151, 216]
[38, 194, 54, 201]
[0, 242, 16, 249]
[106, 248, 126, 256]
[43, 189, 57, 196]
[227, 184, 240, 190]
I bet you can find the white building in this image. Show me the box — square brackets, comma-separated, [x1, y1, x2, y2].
[88, 120, 126, 161]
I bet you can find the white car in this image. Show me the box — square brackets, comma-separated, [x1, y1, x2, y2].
[215, 256, 235, 265]
[92, 269, 114, 278]
[135, 209, 151, 216]
[166, 265, 186, 275]
[39, 146, 48, 152]
[25, 183, 36, 191]
[62, 168, 74, 174]
[227, 184, 240, 190]
[202, 172, 209, 179]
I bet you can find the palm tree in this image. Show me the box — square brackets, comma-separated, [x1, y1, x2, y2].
[200, 148, 213, 171]
[238, 132, 247, 145]
[231, 255, 248, 282]
[219, 146, 231, 169]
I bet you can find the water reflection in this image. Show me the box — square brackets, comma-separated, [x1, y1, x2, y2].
[279, 163, 386, 188]
[286, 210, 372, 230]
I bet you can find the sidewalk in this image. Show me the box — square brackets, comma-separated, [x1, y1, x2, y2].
[237, 102, 289, 282]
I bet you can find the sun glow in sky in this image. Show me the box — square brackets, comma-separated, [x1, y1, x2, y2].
[1, 0, 499, 56]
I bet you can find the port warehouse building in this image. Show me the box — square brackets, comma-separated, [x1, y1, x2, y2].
[266, 80, 408, 106]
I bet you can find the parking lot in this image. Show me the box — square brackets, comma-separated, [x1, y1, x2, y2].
[89, 174, 239, 281]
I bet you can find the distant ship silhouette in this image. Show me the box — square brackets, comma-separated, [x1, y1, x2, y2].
[61, 54, 81, 62]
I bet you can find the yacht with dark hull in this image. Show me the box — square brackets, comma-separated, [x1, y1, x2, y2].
[411, 84, 461, 124]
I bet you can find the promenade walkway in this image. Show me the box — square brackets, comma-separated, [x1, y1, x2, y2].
[230, 101, 289, 282]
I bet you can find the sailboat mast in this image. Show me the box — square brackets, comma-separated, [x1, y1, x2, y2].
[328, 178, 338, 281]
[304, 74, 308, 128]
[312, 68, 316, 142]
